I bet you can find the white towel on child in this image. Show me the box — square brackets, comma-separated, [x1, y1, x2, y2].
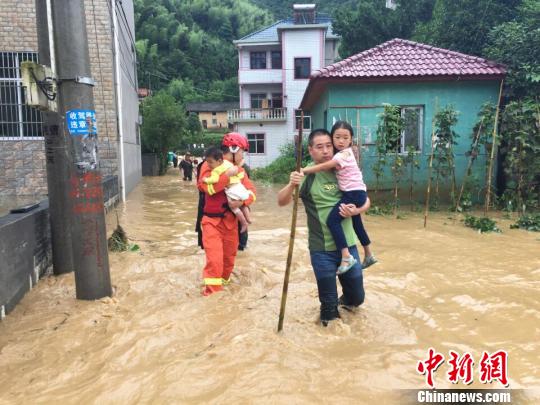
[226, 182, 250, 201]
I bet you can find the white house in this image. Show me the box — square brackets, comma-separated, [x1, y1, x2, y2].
[229, 4, 339, 168]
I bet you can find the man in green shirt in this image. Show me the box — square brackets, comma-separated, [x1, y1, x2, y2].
[278, 129, 369, 326]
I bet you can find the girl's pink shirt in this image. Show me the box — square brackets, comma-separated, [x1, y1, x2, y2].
[332, 147, 367, 192]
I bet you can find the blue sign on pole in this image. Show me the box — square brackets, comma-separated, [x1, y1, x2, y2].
[66, 109, 97, 136]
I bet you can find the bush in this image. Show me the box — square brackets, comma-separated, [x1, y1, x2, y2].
[251, 142, 311, 184]
[510, 214, 540, 232]
[464, 215, 501, 233]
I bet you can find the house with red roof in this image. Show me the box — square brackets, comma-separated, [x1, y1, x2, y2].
[300, 38, 506, 196]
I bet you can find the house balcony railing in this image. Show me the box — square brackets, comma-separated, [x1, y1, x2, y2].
[228, 108, 287, 123]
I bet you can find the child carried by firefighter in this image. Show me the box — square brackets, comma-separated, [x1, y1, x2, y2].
[197, 133, 256, 296]
[202, 146, 252, 233]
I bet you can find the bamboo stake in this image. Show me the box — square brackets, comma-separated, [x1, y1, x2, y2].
[424, 100, 438, 228]
[277, 111, 304, 332]
[484, 80, 504, 216]
[455, 119, 483, 211]
[357, 109, 362, 155]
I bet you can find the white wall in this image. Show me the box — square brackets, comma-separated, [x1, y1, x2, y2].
[238, 45, 283, 85]
[282, 28, 325, 138]
[115, 0, 141, 196]
[324, 39, 339, 67]
[235, 28, 328, 168]
[238, 121, 289, 168]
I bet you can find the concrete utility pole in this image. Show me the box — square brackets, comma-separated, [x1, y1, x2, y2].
[35, 0, 74, 276]
[50, 0, 112, 299]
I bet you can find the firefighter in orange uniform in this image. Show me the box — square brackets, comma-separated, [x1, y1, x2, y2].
[197, 133, 256, 296]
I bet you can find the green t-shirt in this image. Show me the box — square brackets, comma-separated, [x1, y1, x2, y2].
[299, 169, 358, 251]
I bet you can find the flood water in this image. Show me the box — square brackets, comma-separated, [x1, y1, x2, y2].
[1, 170, 539, 404]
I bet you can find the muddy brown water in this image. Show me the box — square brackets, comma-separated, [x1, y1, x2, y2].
[1, 170, 539, 404]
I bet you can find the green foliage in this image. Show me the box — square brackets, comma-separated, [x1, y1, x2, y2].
[404, 144, 421, 206]
[374, 104, 403, 193]
[464, 215, 501, 233]
[108, 224, 139, 252]
[251, 142, 310, 184]
[413, 0, 521, 56]
[251, 0, 355, 19]
[333, 0, 436, 57]
[510, 214, 540, 232]
[498, 98, 540, 212]
[484, 0, 540, 99]
[141, 92, 186, 174]
[366, 204, 394, 216]
[432, 105, 460, 205]
[134, 0, 271, 97]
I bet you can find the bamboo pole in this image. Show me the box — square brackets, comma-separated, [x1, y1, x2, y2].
[455, 119, 483, 211]
[424, 100, 438, 228]
[484, 80, 504, 216]
[277, 112, 304, 332]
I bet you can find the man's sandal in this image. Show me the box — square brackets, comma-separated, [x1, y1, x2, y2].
[337, 256, 357, 275]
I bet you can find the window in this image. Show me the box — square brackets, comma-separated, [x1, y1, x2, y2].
[250, 93, 266, 109]
[247, 133, 265, 154]
[212, 118, 217, 126]
[271, 93, 282, 108]
[295, 109, 311, 130]
[271, 51, 282, 69]
[294, 58, 311, 79]
[386, 107, 423, 153]
[0, 52, 43, 139]
[250, 52, 266, 69]
[401, 106, 423, 152]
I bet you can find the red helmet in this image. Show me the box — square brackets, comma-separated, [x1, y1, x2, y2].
[222, 132, 248, 153]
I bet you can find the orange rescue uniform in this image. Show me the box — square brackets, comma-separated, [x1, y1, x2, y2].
[197, 161, 256, 295]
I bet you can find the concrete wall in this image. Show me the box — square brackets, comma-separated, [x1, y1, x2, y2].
[0, 199, 52, 318]
[114, 0, 142, 197]
[238, 121, 290, 168]
[282, 28, 324, 138]
[0, 175, 119, 319]
[311, 80, 501, 193]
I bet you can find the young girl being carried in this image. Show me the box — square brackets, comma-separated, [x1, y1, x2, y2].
[301, 121, 377, 274]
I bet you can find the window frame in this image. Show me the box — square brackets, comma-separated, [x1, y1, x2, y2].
[247, 133, 265, 155]
[0, 51, 43, 140]
[250, 51, 267, 70]
[271, 93, 283, 109]
[295, 109, 311, 130]
[271, 51, 282, 69]
[294, 57, 311, 79]
[250, 93, 267, 109]
[399, 105, 424, 154]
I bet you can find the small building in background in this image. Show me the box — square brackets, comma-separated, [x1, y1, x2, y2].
[186, 102, 239, 130]
[300, 38, 506, 194]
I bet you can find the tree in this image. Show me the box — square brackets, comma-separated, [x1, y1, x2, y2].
[483, 0, 540, 99]
[134, 0, 271, 95]
[333, 0, 436, 57]
[141, 92, 186, 174]
[432, 105, 460, 205]
[413, 0, 521, 56]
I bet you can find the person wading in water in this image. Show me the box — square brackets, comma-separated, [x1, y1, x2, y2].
[196, 133, 256, 296]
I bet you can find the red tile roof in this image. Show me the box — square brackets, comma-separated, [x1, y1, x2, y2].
[312, 38, 506, 79]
